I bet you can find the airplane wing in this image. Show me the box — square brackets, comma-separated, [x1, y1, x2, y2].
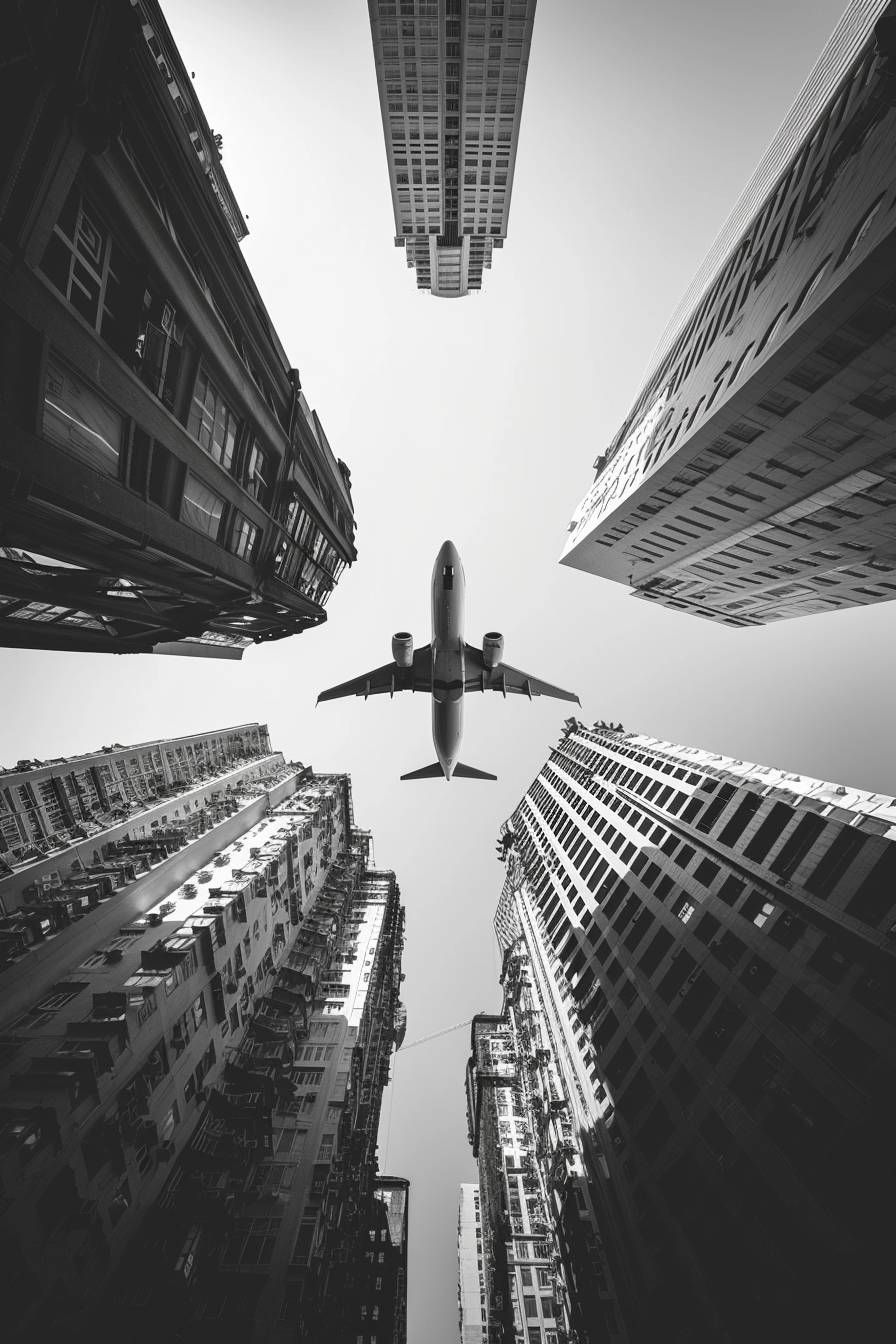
[463, 644, 580, 704]
[317, 645, 432, 703]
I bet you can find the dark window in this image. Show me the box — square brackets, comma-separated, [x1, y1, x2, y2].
[697, 1002, 745, 1065]
[769, 813, 826, 879]
[804, 826, 866, 899]
[807, 937, 849, 984]
[774, 986, 817, 1033]
[623, 909, 654, 952]
[620, 1068, 653, 1118]
[740, 954, 775, 994]
[636, 1102, 671, 1160]
[693, 858, 720, 888]
[41, 188, 141, 359]
[846, 848, 896, 927]
[603, 1039, 636, 1088]
[674, 970, 716, 1030]
[657, 950, 696, 1003]
[604, 958, 624, 984]
[743, 802, 794, 863]
[768, 911, 806, 950]
[711, 930, 745, 969]
[717, 874, 745, 906]
[634, 1006, 655, 1039]
[693, 912, 721, 946]
[638, 926, 674, 976]
[718, 794, 762, 848]
[669, 1066, 697, 1106]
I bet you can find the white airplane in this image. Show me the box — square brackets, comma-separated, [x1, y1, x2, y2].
[317, 541, 580, 781]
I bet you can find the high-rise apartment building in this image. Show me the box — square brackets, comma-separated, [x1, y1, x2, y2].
[495, 718, 895, 1342]
[0, 754, 407, 1344]
[457, 1182, 488, 1343]
[365, 1176, 410, 1344]
[367, 1, 536, 297]
[0, 0, 356, 656]
[562, 0, 896, 627]
[465, 1012, 609, 1344]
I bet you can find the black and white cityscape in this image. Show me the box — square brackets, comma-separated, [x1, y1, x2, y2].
[1, 3, 894, 1343]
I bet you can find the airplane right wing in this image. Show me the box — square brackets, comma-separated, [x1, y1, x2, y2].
[317, 645, 432, 703]
[463, 644, 580, 704]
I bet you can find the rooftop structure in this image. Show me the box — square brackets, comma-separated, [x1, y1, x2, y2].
[0, 0, 355, 656]
[367, 0, 537, 296]
[562, 1, 896, 626]
[495, 717, 896, 1340]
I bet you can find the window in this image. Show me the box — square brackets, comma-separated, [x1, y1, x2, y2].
[243, 439, 271, 505]
[41, 189, 134, 353]
[188, 369, 239, 470]
[181, 474, 225, 540]
[231, 513, 259, 561]
[43, 357, 123, 474]
[14, 980, 89, 1029]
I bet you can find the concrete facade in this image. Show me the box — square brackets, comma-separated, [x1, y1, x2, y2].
[496, 716, 896, 1341]
[367, 0, 536, 296]
[0, 0, 356, 655]
[562, 1, 896, 627]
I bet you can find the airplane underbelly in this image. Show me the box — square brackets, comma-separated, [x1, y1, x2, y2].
[432, 646, 464, 704]
[432, 697, 463, 766]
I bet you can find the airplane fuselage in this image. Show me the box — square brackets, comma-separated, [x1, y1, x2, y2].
[431, 540, 465, 779]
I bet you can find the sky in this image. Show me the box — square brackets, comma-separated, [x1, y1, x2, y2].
[3, 1, 895, 1338]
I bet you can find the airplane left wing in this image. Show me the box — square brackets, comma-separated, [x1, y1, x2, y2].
[317, 646, 432, 703]
[463, 644, 580, 704]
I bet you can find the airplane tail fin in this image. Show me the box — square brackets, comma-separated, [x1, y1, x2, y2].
[452, 762, 498, 781]
[400, 761, 445, 781]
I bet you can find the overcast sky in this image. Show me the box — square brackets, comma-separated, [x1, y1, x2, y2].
[3, 1, 895, 1338]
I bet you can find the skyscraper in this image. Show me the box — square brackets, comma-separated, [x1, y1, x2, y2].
[0, 0, 356, 657]
[365, 1176, 410, 1344]
[562, 0, 896, 627]
[465, 1012, 609, 1344]
[0, 752, 407, 1344]
[494, 717, 895, 1341]
[367, 1, 537, 297]
[457, 1182, 489, 1342]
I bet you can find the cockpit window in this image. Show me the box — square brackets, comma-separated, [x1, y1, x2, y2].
[442, 565, 454, 591]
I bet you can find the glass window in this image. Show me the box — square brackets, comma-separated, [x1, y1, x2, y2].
[188, 369, 238, 470]
[43, 356, 123, 473]
[181, 474, 225, 540]
[231, 513, 260, 561]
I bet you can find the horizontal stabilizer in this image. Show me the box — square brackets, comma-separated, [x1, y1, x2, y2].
[400, 761, 446, 781]
[452, 762, 498, 781]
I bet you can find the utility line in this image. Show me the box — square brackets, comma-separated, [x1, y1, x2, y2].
[398, 1019, 471, 1052]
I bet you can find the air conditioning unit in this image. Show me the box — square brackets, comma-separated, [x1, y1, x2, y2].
[157, 1139, 176, 1160]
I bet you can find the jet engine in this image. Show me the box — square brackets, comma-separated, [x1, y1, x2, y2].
[482, 632, 504, 669]
[392, 632, 414, 668]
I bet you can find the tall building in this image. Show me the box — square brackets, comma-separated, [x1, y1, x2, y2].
[367, 1, 537, 297]
[562, 0, 896, 627]
[495, 717, 896, 1342]
[0, 0, 356, 657]
[0, 755, 407, 1344]
[465, 1013, 606, 1344]
[457, 1182, 488, 1343]
[364, 1176, 410, 1344]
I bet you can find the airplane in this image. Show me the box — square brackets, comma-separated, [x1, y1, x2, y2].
[317, 540, 580, 781]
